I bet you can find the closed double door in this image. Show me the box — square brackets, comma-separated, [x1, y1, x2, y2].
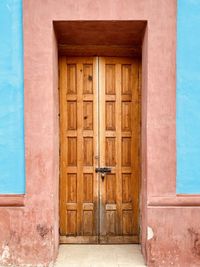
[59, 57, 140, 244]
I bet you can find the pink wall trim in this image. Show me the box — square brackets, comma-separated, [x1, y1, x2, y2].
[149, 195, 200, 206]
[0, 195, 25, 207]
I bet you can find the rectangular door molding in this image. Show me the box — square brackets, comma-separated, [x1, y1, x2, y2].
[59, 56, 140, 244]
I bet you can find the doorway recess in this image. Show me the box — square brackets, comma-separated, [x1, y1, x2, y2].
[54, 21, 146, 243]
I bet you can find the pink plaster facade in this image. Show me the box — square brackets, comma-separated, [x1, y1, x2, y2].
[0, 0, 200, 266]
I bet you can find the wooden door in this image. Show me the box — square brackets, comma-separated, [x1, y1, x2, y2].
[59, 57, 99, 243]
[99, 57, 140, 243]
[59, 56, 140, 244]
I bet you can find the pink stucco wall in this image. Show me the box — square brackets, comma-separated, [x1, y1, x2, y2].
[1, 0, 200, 266]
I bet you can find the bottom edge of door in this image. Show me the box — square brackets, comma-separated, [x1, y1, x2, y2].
[99, 235, 139, 244]
[60, 235, 139, 244]
[60, 235, 99, 244]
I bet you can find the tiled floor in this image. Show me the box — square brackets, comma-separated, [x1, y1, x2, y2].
[54, 244, 146, 267]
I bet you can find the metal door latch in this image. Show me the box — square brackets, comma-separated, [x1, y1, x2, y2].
[95, 167, 112, 174]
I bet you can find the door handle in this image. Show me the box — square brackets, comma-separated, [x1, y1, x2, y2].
[95, 167, 111, 174]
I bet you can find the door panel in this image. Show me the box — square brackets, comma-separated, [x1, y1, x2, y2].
[59, 56, 140, 244]
[59, 57, 99, 243]
[99, 57, 140, 243]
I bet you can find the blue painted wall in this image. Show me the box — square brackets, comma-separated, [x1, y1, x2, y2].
[0, 0, 25, 193]
[177, 0, 200, 193]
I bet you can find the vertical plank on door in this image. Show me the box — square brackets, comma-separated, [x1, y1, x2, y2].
[59, 57, 67, 235]
[116, 63, 122, 236]
[99, 57, 106, 236]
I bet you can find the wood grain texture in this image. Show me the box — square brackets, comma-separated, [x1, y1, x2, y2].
[99, 57, 140, 243]
[60, 56, 140, 244]
[59, 57, 98, 243]
[58, 45, 141, 57]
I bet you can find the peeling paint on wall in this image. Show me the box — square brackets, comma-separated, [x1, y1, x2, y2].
[0, 245, 10, 264]
[147, 226, 154, 240]
[188, 228, 200, 258]
[0, 0, 25, 193]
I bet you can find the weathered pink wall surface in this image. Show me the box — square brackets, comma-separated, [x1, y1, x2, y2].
[1, 0, 200, 266]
